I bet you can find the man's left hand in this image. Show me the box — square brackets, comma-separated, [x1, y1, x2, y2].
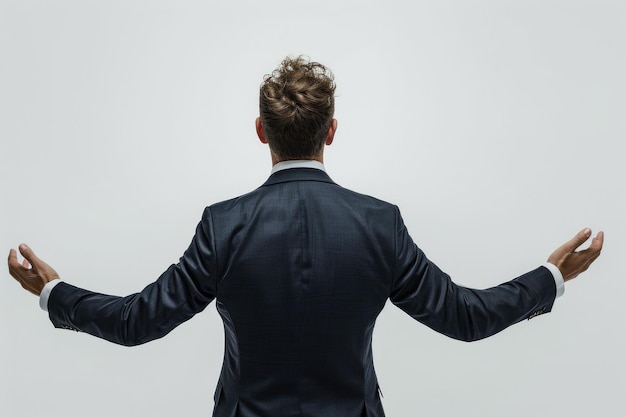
[8, 244, 59, 296]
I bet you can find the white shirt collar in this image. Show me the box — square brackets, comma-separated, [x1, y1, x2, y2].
[271, 160, 326, 174]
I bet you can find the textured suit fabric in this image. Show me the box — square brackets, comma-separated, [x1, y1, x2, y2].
[48, 168, 556, 417]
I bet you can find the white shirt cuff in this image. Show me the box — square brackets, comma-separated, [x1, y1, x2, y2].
[542, 262, 565, 298]
[39, 279, 62, 312]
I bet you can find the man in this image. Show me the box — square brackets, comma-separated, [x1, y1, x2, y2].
[8, 56, 603, 417]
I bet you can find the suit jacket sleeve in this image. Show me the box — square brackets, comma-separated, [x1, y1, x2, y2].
[47, 208, 217, 346]
[389, 207, 556, 342]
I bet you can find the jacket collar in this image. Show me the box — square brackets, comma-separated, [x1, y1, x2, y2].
[261, 167, 336, 187]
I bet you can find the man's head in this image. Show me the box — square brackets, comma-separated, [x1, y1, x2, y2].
[257, 56, 337, 162]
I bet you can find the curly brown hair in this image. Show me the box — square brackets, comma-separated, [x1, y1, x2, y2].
[259, 56, 336, 160]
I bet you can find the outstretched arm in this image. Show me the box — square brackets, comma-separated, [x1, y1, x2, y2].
[390, 209, 604, 342]
[8, 208, 218, 346]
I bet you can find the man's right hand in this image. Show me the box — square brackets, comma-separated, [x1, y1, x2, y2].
[547, 228, 604, 282]
[8, 244, 59, 296]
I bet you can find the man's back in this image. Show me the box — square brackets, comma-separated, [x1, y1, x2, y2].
[211, 168, 393, 416]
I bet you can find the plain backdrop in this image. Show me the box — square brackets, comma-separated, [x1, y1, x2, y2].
[1, 1, 624, 416]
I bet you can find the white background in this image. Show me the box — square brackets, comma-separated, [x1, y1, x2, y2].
[1, 1, 624, 416]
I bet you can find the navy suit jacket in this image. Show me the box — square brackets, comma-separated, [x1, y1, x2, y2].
[48, 168, 556, 417]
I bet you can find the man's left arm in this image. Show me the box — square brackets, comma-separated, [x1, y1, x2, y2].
[8, 207, 218, 346]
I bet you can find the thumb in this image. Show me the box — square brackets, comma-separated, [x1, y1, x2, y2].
[18, 244, 41, 271]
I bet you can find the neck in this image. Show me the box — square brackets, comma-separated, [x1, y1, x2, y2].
[271, 153, 324, 166]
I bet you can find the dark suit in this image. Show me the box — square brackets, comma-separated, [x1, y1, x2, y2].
[48, 167, 556, 417]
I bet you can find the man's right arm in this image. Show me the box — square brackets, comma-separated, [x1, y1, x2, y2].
[389, 207, 603, 342]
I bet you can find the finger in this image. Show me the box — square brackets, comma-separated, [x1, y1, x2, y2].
[18, 244, 41, 271]
[561, 228, 592, 253]
[7, 249, 26, 281]
[548, 229, 591, 261]
[577, 231, 604, 257]
[8, 249, 20, 276]
[8, 248, 17, 268]
[22, 259, 31, 269]
[588, 231, 604, 252]
[7, 248, 26, 273]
